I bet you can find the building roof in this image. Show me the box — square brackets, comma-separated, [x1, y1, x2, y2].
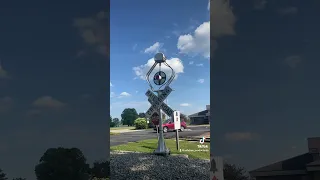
[188, 110, 209, 117]
[251, 153, 314, 173]
[307, 160, 320, 166]
[250, 153, 317, 177]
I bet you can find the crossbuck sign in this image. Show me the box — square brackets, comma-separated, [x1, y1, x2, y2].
[145, 86, 174, 118]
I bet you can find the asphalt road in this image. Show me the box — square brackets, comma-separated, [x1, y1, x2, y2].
[110, 126, 209, 146]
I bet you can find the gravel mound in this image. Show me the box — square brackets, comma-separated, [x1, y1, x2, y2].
[110, 151, 210, 180]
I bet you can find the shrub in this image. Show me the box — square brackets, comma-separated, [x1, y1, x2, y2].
[134, 118, 148, 129]
[148, 120, 154, 128]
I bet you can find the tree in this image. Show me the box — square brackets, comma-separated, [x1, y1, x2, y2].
[110, 115, 116, 127]
[224, 163, 251, 180]
[112, 118, 120, 127]
[0, 169, 7, 180]
[90, 160, 110, 179]
[161, 112, 166, 121]
[121, 108, 138, 126]
[180, 113, 190, 124]
[138, 113, 146, 118]
[35, 147, 90, 180]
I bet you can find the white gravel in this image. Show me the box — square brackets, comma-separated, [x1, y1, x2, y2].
[110, 151, 210, 180]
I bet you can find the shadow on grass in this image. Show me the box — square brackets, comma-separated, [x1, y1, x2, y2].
[110, 151, 209, 180]
[140, 145, 154, 150]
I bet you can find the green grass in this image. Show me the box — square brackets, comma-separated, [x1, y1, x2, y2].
[110, 132, 119, 135]
[110, 126, 136, 130]
[110, 138, 210, 159]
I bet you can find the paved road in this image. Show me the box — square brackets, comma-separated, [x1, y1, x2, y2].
[110, 126, 209, 146]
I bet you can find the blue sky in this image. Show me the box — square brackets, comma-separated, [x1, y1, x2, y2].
[0, 0, 109, 179]
[110, 0, 210, 119]
[210, 0, 320, 172]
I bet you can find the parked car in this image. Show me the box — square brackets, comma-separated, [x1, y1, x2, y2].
[153, 119, 187, 133]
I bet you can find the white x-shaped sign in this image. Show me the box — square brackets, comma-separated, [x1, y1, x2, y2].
[145, 86, 173, 118]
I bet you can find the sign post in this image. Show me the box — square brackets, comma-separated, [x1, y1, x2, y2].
[173, 111, 180, 150]
[145, 52, 176, 156]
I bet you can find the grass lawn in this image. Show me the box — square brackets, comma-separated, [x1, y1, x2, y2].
[110, 138, 210, 159]
[110, 132, 119, 135]
[110, 126, 136, 130]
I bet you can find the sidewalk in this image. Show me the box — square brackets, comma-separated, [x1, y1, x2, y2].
[183, 132, 210, 142]
[188, 124, 210, 128]
[110, 129, 146, 133]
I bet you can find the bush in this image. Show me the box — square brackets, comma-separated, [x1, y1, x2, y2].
[134, 118, 148, 129]
[184, 118, 191, 125]
[148, 120, 154, 128]
[110, 121, 116, 127]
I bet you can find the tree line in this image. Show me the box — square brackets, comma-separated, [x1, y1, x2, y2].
[110, 108, 191, 127]
[0, 147, 109, 180]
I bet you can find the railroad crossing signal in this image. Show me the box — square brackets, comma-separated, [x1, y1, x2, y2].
[145, 86, 174, 117]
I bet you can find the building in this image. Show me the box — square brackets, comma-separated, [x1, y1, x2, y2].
[250, 137, 320, 180]
[188, 105, 210, 125]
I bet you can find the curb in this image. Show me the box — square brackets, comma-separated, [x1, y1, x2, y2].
[111, 150, 191, 159]
[188, 125, 210, 128]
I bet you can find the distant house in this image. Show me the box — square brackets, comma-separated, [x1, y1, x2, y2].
[250, 137, 320, 180]
[188, 105, 210, 125]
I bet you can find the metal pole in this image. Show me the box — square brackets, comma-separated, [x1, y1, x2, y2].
[156, 125, 159, 140]
[175, 129, 179, 150]
[154, 91, 170, 156]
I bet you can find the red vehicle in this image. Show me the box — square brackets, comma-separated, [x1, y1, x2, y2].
[153, 119, 187, 133]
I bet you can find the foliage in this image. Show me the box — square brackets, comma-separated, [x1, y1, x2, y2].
[90, 160, 110, 179]
[35, 147, 90, 180]
[147, 120, 154, 128]
[161, 112, 166, 120]
[112, 118, 120, 127]
[181, 113, 191, 124]
[0, 169, 7, 180]
[121, 108, 139, 126]
[223, 163, 251, 180]
[138, 112, 146, 118]
[110, 115, 116, 127]
[134, 118, 148, 129]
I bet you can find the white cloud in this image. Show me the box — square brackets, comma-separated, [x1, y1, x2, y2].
[32, 96, 66, 109]
[196, 63, 203, 67]
[144, 42, 163, 54]
[177, 21, 210, 58]
[197, 79, 204, 83]
[133, 57, 184, 80]
[254, 0, 267, 10]
[0, 96, 14, 112]
[110, 82, 113, 87]
[189, 61, 194, 65]
[225, 132, 259, 141]
[118, 92, 131, 98]
[208, 0, 210, 10]
[0, 62, 10, 79]
[180, 103, 191, 107]
[285, 55, 302, 69]
[132, 44, 138, 51]
[73, 11, 109, 56]
[211, 0, 236, 38]
[278, 7, 298, 15]
[210, 0, 236, 56]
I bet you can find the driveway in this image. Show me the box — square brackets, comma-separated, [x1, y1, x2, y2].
[110, 126, 209, 146]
